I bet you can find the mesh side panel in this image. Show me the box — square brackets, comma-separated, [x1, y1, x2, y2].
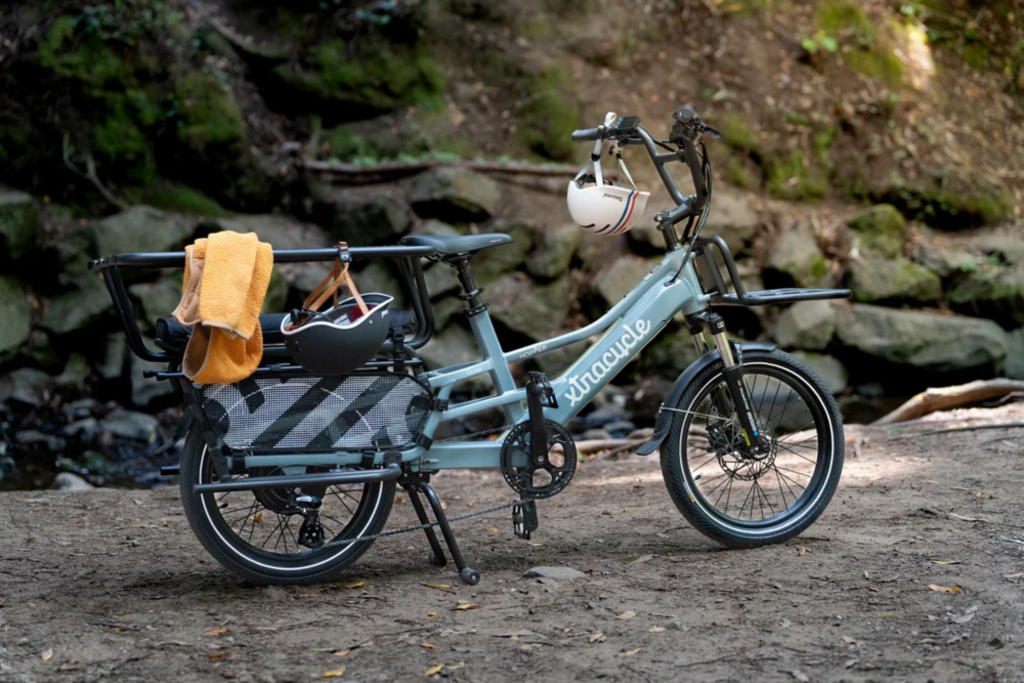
[194, 373, 432, 452]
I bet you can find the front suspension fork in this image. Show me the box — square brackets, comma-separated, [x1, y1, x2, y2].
[690, 312, 763, 452]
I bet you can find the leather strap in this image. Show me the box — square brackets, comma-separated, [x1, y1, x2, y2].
[301, 242, 371, 317]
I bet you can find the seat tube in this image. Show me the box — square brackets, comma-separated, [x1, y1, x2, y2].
[468, 312, 524, 423]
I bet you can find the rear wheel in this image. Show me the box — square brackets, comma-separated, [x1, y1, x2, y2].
[661, 349, 844, 548]
[179, 430, 394, 584]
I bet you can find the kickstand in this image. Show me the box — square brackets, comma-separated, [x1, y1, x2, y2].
[402, 482, 448, 569]
[415, 481, 481, 586]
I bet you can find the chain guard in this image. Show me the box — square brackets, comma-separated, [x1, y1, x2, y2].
[500, 420, 577, 499]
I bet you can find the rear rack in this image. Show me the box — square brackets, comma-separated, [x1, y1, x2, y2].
[88, 244, 438, 364]
[692, 235, 850, 307]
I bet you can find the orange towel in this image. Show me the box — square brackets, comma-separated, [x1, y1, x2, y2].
[172, 231, 273, 384]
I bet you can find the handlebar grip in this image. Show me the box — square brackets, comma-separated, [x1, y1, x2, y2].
[571, 127, 603, 142]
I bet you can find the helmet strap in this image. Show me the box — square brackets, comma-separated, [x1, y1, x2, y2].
[300, 242, 371, 318]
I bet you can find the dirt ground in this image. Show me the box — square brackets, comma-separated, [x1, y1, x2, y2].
[2, 405, 1024, 683]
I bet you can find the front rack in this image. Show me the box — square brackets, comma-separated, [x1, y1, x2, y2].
[691, 235, 850, 306]
[88, 244, 438, 364]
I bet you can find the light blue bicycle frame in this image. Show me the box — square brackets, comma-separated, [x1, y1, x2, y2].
[237, 249, 709, 473]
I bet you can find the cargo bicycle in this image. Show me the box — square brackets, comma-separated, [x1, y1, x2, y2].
[92, 106, 851, 585]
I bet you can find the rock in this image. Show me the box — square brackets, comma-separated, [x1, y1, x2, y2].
[88, 206, 194, 257]
[25, 330, 61, 370]
[522, 566, 587, 580]
[629, 189, 758, 255]
[101, 409, 159, 442]
[638, 333, 701, 377]
[535, 344, 578, 377]
[527, 223, 581, 279]
[910, 241, 974, 278]
[0, 277, 31, 357]
[262, 268, 289, 314]
[325, 193, 411, 244]
[129, 278, 182, 324]
[976, 232, 1024, 266]
[789, 351, 848, 395]
[835, 304, 1007, 373]
[0, 189, 37, 259]
[595, 257, 660, 308]
[1005, 328, 1024, 380]
[763, 222, 831, 288]
[409, 167, 500, 222]
[580, 428, 612, 441]
[603, 420, 636, 435]
[774, 300, 837, 351]
[948, 268, 1024, 329]
[51, 472, 95, 491]
[486, 274, 571, 342]
[210, 214, 330, 250]
[423, 262, 461, 300]
[130, 339, 175, 406]
[0, 368, 50, 406]
[55, 354, 90, 390]
[97, 333, 127, 379]
[475, 220, 534, 284]
[847, 204, 906, 259]
[41, 276, 114, 334]
[64, 417, 100, 438]
[418, 325, 489, 391]
[846, 258, 942, 304]
[357, 261, 406, 305]
[415, 219, 461, 237]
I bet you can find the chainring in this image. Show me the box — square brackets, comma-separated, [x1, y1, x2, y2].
[500, 420, 577, 499]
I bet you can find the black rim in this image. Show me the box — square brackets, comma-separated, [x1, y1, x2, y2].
[198, 448, 382, 567]
[681, 363, 829, 528]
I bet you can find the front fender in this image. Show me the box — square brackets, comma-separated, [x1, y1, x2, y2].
[635, 341, 777, 456]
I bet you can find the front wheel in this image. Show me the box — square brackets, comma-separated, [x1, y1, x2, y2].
[661, 348, 844, 548]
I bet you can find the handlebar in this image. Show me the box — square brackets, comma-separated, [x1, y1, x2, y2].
[570, 104, 717, 224]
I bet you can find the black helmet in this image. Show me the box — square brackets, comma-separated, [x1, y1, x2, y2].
[281, 243, 393, 375]
[281, 293, 393, 375]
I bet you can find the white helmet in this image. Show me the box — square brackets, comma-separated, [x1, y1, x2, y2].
[566, 112, 650, 236]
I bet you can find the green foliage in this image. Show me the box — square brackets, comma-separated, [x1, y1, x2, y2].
[517, 67, 580, 161]
[38, 15, 129, 89]
[766, 150, 827, 201]
[720, 112, 761, 154]
[174, 72, 246, 150]
[962, 43, 989, 70]
[724, 156, 756, 189]
[894, 186, 1016, 229]
[280, 39, 445, 112]
[144, 184, 229, 217]
[816, 1, 904, 86]
[801, 31, 839, 54]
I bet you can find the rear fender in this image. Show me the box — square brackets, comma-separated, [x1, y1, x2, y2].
[635, 341, 777, 456]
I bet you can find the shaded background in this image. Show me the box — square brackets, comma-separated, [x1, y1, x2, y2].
[0, 0, 1022, 489]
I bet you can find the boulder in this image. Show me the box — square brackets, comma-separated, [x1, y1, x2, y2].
[25, 330, 61, 370]
[262, 268, 289, 314]
[41, 276, 114, 335]
[763, 222, 831, 288]
[475, 220, 534, 284]
[638, 333, 701, 377]
[847, 204, 906, 259]
[789, 351, 848, 395]
[486, 274, 572, 342]
[415, 219, 461, 237]
[0, 277, 31, 357]
[976, 232, 1024, 266]
[948, 268, 1024, 329]
[97, 333, 127, 379]
[0, 368, 50, 406]
[88, 206, 194, 257]
[0, 189, 37, 259]
[846, 258, 942, 304]
[629, 188, 759, 255]
[595, 257, 660, 308]
[52, 472, 95, 491]
[129, 278, 182, 324]
[527, 223, 581, 279]
[1005, 328, 1024, 380]
[409, 167, 500, 222]
[210, 214, 330, 250]
[55, 354, 90, 390]
[835, 304, 1007, 373]
[101, 409, 159, 442]
[325, 193, 411, 244]
[417, 325, 489, 392]
[357, 261, 407, 307]
[774, 300, 836, 351]
[910, 241, 974, 278]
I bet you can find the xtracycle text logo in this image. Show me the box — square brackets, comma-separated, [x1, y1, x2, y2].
[563, 319, 652, 407]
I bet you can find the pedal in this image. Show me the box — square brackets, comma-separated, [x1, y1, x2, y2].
[526, 372, 557, 409]
[513, 500, 539, 540]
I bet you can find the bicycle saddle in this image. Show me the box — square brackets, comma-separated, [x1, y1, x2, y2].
[401, 233, 512, 256]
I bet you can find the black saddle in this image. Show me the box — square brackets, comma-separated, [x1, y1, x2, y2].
[401, 233, 512, 256]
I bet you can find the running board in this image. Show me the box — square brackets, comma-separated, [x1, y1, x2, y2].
[193, 462, 402, 494]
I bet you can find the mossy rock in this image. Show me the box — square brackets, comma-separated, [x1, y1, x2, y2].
[847, 204, 906, 258]
[0, 189, 38, 260]
[720, 112, 762, 155]
[846, 257, 942, 304]
[0, 277, 32, 357]
[816, 1, 904, 86]
[764, 222, 832, 288]
[893, 186, 1015, 230]
[765, 151, 827, 201]
[174, 72, 246, 152]
[517, 66, 580, 161]
[41, 276, 115, 335]
[948, 269, 1024, 329]
[272, 39, 445, 117]
[141, 184, 230, 218]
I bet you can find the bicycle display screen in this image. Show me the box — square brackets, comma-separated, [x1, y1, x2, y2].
[610, 116, 640, 133]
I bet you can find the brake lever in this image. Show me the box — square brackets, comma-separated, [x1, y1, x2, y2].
[702, 125, 724, 140]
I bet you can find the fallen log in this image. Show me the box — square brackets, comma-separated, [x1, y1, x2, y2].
[871, 379, 1024, 426]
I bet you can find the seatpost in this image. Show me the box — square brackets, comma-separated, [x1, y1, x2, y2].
[450, 257, 487, 317]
